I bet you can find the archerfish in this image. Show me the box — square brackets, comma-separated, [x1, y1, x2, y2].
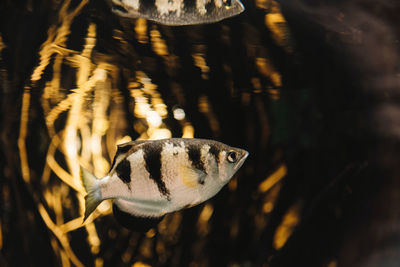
[111, 0, 245, 26]
[81, 138, 248, 230]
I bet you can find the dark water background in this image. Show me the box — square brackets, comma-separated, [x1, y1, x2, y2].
[1, 0, 400, 266]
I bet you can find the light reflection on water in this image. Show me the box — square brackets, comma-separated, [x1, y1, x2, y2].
[2, 0, 298, 266]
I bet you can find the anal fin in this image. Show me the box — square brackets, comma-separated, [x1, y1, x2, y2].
[112, 203, 164, 232]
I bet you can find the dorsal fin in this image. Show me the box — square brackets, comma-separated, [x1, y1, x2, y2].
[116, 140, 146, 152]
[109, 140, 147, 174]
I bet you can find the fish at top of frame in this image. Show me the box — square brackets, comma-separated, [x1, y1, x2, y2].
[81, 138, 248, 231]
[111, 0, 245, 26]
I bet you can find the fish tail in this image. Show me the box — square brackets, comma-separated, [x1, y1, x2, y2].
[80, 166, 102, 222]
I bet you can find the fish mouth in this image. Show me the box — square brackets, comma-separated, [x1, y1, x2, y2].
[234, 149, 249, 170]
[233, 0, 245, 14]
[221, 0, 245, 19]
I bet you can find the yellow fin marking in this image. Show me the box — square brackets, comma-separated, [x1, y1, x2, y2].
[180, 165, 202, 189]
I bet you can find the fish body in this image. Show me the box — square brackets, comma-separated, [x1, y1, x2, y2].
[81, 138, 248, 230]
[111, 0, 245, 26]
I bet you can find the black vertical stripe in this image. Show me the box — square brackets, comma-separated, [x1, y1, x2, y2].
[140, 0, 155, 12]
[188, 145, 207, 174]
[206, 0, 215, 12]
[143, 143, 170, 198]
[116, 159, 131, 186]
[208, 144, 220, 164]
[183, 0, 196, 11]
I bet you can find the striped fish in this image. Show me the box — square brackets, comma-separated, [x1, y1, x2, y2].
[81, 138, 248, 230]
[111, 0, 245, 26]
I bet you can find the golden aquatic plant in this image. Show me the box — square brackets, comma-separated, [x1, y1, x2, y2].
[6, 0, 296, 266]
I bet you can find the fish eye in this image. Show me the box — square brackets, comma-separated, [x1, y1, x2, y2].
[227, 151, 238, 163]
[223, 0, 232, 7]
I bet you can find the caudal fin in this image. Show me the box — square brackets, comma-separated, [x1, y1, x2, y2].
[80, 166, 102, 221]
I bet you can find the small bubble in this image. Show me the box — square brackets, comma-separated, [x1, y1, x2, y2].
[173, 108, 185, 120]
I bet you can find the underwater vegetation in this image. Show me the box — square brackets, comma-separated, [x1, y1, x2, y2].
[1, 0, 400, 266]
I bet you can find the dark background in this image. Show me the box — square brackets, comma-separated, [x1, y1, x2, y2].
[1, 0, 400, 266]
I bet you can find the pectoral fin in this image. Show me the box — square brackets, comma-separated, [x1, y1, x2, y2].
[180, 165, 207, 188]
